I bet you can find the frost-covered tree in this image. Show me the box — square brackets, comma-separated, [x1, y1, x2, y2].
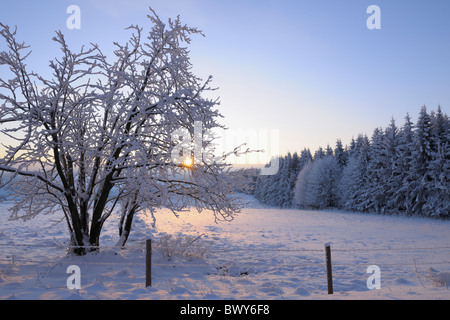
[254, 150, 312, 208]
[325, 144, 334, 157]
[299, 148, 313, 168]
[430, 106, 447, 153]
[314, 147, 325, 160]
[364, 127, 389, 212]
[293, 156, 340, 209]
[426, 106, 450, 217]
[258, 106, 448, 216]
[339, 134, 371, 211]
[0, 10, 246, 254]
[293, 159, 314, 208]
[255, 107, 450, 218]
[310, 156, 341, 209]
[340, 108, 448, 217]
[254, 155, 291, 207]
[285, 151, 301, 207]
[383, 118, 399, 211]
[408, 106, 434, 215]
[334, 139, 348, 168]
[389, 114, 415, 213]
[278, 153, 293, 208]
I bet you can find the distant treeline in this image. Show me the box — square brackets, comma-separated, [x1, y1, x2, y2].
[253, 106, 449, 218]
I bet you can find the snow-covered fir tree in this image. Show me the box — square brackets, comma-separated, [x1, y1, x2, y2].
[389, 114, 415, 213]
[254, 106, 447, 218]
[339, 134, 371, 212]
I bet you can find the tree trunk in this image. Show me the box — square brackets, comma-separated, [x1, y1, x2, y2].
[66, 196, 88, 256]
[88, 177, 114, 252]
[117, 204, 138, 247]
[69, 233, 89, 256]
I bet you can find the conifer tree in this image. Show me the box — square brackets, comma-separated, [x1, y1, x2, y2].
[390, 114, 415, 213]
[409, 106, 434, 215]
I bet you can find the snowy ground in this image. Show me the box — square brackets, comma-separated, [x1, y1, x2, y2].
[0, 194, 449, 300]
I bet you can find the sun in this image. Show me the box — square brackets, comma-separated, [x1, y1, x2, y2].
[182, 156, 194, 168]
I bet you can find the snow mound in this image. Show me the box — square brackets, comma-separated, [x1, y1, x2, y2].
[426, 268, 450, 287]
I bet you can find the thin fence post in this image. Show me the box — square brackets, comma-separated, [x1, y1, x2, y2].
[145, 239, 152, 288]
[325, 243, 333, 294]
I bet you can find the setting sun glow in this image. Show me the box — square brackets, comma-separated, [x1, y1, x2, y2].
[183, 156, 194, 168]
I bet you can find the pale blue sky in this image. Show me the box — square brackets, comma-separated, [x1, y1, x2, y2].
[1, 0, 450, 162]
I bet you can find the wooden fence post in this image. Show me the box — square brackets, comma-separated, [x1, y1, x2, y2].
[146, 239, 152, 288]
[325, 243, 333, 294]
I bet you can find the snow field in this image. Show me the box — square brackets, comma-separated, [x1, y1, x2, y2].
[0, 195, 449, 300]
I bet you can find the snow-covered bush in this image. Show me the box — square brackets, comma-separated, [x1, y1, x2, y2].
[155, 233, 209, 261]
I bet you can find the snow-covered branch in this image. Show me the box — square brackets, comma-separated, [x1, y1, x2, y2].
[0, 8, 247, 254]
